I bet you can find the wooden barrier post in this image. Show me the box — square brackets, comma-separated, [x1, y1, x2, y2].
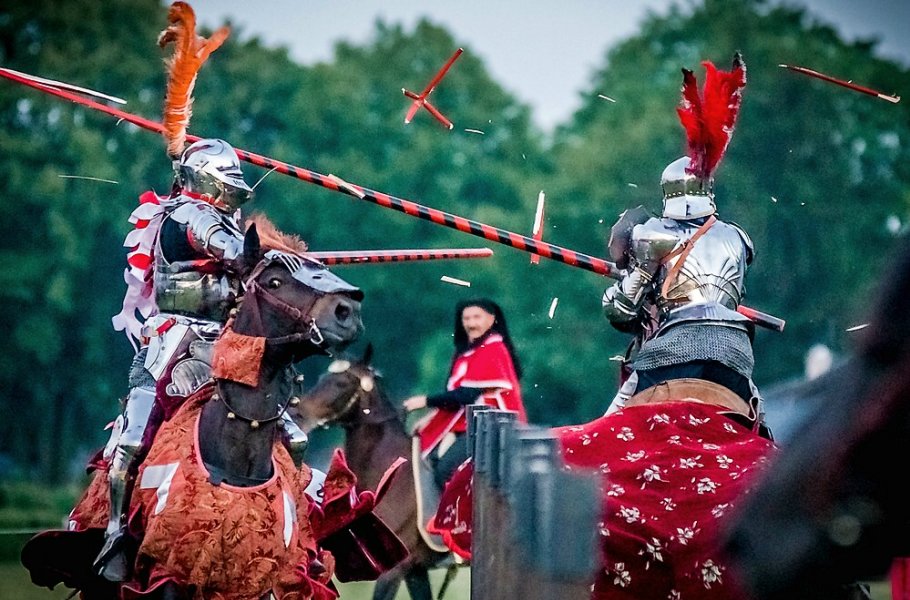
[469, 405, 494, 600]
[509, 427, 600, 599]
[471, 409, 513, 600]
[485, 411, 518, 599]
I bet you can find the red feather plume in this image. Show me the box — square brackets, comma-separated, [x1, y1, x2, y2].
[158, 2, 229, 158]
[676, 53, 746, 178]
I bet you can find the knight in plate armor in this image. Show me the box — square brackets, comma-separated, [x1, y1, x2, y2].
[602, 54, 769, 435]
[98, 138, 308, 581]
[95, 7, 307, 581]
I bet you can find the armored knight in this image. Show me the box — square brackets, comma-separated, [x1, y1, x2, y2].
[96, 139, 311, 581]
[602, 54, 768, 434]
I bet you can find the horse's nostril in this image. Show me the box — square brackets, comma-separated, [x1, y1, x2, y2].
[335, 302, 351, 321]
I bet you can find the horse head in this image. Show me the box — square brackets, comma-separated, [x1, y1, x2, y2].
[199, 224, 365, 484]
[294, 343, 399, 432]
[233, 223, 364, 360]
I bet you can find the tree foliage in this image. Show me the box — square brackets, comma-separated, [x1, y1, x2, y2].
[0, 0, 907, 482]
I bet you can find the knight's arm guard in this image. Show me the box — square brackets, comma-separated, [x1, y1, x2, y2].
[602, 267, 653, 324]
[603, 218, 678, 326]
[176, 203, 244, 263]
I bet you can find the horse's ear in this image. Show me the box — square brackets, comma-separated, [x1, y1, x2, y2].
[243, 223, 262, 271]
[362, 342, 374, 366]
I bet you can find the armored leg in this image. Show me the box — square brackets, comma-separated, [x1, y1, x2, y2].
[604, 370, 639, 416]
[281, 411, 309, 466]
[94, 384, 155, 581]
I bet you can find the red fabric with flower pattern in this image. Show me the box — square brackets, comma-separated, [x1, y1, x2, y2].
[427, 457, 473, 560]
[556, 402, 777, 599]
[127, 387, 322, 600]
[64, 387, 333, 600]
[429, 401, 777, 599]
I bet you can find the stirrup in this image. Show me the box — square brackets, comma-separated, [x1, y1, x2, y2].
[94, 529, 130, 582]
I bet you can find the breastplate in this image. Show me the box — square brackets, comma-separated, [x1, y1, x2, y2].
[645, 218, 750, 313]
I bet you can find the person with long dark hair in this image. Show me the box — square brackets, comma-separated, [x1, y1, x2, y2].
[403, 298, 526, 489]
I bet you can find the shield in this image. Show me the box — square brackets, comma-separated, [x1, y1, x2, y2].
[608, 206, 651, 269]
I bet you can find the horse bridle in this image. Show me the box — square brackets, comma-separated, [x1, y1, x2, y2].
[213, 260, 325, 428]
[243, 276, 326, 350]
[312, 360, 381, 428]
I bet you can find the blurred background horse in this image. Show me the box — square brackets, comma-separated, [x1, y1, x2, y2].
[294, 345, 457, 600]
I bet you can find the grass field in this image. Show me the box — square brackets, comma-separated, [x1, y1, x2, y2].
[2, 561, 894, 599]
[2, 560, 472, 600]
[3, 560, 892, 599]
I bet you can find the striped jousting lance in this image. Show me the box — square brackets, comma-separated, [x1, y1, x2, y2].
[0, 67, 619, 277]
[0, 67, 785, 330]
[310, 248, 493, 265]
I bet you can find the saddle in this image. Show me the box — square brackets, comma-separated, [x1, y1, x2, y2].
[626, 377, 758, 427]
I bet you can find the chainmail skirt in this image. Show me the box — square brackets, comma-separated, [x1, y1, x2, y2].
[632, 322, 754, 379]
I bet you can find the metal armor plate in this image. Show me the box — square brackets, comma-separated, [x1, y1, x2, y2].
[639, 217, 750, 312]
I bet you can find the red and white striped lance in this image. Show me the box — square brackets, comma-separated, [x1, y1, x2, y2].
[0, 67, 785, 331]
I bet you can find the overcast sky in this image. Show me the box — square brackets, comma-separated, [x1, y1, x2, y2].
[191, 0, 909, 130]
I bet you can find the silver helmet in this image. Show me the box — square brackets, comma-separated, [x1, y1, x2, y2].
[660, 156, 715, 219]
[176, 139, 253, 211]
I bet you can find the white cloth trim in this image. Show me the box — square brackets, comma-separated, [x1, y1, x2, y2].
[420, 408, 465, 460]
[140, 462, 180, 515]
[305, 468, 327, 505]
[282, 490, 296, 548]
[460, 378, 513, 391]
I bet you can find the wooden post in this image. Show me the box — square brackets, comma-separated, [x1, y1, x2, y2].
[510, 427, 600, 599]
[471, 417, 600, 599]
[469, 406, 494, 600]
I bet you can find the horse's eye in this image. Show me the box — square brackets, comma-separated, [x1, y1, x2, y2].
[267, 278, 283, 289]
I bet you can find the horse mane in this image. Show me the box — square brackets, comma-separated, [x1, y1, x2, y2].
[246, 213, 308, 256]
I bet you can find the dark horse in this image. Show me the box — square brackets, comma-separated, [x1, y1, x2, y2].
[721, 236, 910, 600]
[23, 224, 364, 600]
[292, 346, 454, 600]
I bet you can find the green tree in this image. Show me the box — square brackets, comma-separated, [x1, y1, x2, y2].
[0, 0, 169, 483]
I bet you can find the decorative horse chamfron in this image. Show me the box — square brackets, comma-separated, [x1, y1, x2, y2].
[293, 346, 456, 600]
[22, 225, 367, 600]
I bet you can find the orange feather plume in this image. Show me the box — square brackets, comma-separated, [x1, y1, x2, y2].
[247, 214, 309, 256]
[676, 53, 746, 178]
[158, 1, 229, 158]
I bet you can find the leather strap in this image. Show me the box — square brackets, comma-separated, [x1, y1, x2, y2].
[660, 215, 717, 298]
